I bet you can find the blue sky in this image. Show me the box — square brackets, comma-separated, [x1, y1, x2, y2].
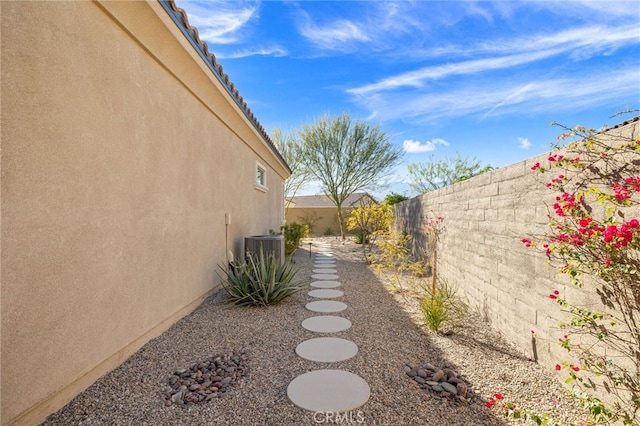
[177, 0, 640, 197]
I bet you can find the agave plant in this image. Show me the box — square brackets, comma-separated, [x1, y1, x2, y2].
[218, 248, 306, 306]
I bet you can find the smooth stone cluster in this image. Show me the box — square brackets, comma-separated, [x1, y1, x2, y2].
[163, 350, 248, 407]
[404, 362, 479, 405]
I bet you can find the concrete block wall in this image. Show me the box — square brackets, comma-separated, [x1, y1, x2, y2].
[395, 119, 639, 376]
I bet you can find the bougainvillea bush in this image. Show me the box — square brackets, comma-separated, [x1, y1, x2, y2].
[511, 118, 640, 425]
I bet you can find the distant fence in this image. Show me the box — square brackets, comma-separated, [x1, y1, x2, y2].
[395, 119, 639, 375]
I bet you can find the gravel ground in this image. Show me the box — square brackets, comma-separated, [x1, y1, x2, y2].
[43, 237, 589, 425]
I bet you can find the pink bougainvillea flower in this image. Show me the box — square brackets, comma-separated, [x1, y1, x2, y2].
[531, 162, 540, 170]
[555, 364, 562, 371]
[571, 365, 580, 372]
[494, 393, 504, 400]
[549, 294, 558, 299]
[485, 399, 496, 409]
[579, 217, 592, 228]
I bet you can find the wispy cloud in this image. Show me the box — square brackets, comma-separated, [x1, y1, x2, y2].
[177, 1, 258, 44]
[297, 13, 370, 51]
[216, 46, 288, 59]
[349, 24, 639, 96]
[518, 137, 532, 150]
[403, 138, 449, 153]
[349, 50, 564, 96]
[353, 67, 639, 124]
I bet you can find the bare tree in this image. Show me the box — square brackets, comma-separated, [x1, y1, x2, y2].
[271, 127, 309, 208]
[407, 152, 493, 194]
[299, 113, 403, 240]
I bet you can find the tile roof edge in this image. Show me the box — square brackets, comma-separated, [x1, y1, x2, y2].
[605, 115, 639, 131]
[158, 0, 291, 174]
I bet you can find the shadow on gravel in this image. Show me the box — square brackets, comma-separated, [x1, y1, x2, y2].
[309, 244, 507, 426]
[43, 238, 524, 426]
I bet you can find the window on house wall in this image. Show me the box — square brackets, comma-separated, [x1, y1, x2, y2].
[255, 161, 268, 192]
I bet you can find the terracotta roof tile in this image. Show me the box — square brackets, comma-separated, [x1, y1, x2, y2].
[159, 0, 291, 174]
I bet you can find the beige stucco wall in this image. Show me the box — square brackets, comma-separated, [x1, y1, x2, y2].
[286, 208, 339, 236]
[285, 207, 360, 236]
[1, 1, 288, 424]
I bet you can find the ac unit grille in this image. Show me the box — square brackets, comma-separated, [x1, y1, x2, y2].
[244, 235, 285, 265]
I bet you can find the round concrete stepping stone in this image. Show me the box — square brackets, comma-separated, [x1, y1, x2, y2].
[313, 269, 338, 274]
[310, 281, 341, 289]
[312, 274, 339, 280]
[301, 315, 352, 333]
[287, 370, 370, 413]
[295, 337, 358, 362]
[306, 300, 347, 313]
[308, 289, 344, 298]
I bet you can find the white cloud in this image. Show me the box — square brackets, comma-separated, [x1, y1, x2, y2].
[349, 67, 639, 124]
[298, 16, 370, 51]
[518, 137, 532, 149]
[178, 1, 258, 44]
[348, 24, 639, 96]
[403, 138, 449, 153]
[217, 46, 288, 59]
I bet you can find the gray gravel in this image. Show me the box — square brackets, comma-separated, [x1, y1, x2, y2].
[43, 237, 588, 425]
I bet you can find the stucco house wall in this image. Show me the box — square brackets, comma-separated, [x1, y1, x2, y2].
[0, 1, 289, 424]
[285, 207, 341, 236]
[285, 193, 373, 236]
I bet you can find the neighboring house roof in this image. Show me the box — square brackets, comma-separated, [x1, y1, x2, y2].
[159, 0, 291, 175]
[288, 192, 376, 209]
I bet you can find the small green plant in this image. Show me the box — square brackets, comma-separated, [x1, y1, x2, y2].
[323, 227, 334, 236]
[353, 229, 370, 245]
[218, 248, 306, 306]
[372, 231, 414, 294]
[419, 279, 467, 333]
[281, 222, 309, 255]
[346, 201, 394, 262]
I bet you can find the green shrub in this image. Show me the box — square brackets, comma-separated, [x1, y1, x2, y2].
[353, 229, 370, 245]
[323, 227, 334, 236]
[218, 248, 306, 306]
[281, 222, 309, 255]
[419, 279, 467, 333]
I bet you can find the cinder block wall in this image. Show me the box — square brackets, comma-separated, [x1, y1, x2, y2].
[396, 119, 639, 374]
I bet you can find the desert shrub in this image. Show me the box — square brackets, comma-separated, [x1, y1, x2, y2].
[353, 229, 370, 245]
[281, 222, 309, 255]
[371, 231, 419, 295]
[323, 227, 334, 236]
[419, 279, 467, 333]
[218, 248, 305, 306]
